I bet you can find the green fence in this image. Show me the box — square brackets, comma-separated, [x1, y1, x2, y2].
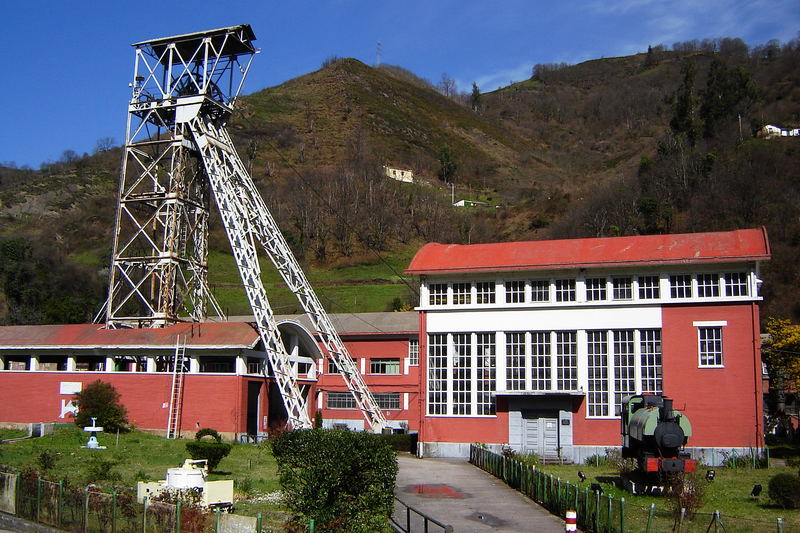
[469, 445, 786, 533]
[2, 469, 272, 533]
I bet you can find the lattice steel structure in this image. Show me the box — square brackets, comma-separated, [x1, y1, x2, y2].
[104, 25, 387, 431]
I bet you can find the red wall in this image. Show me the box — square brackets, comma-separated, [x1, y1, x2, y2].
[0, 372, 250, 435]
[661, 303, 763, 448]
[316, 335, 421, 430]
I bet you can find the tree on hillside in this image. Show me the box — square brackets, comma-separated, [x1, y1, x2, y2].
[437, 145, 458, 183]
[73, 380, 129, 432]
[470, 82, 481, 111]
[670, 61, 699, 145]
[438, 73, 456, 98]
[699, 57, 760, 139]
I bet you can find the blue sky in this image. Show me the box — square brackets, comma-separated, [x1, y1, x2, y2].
[0, 0, 797, 169]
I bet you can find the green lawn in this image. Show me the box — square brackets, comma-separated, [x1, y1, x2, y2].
[0, 426, 284, 519]
[0, 427, 27, 440]
[533, 462, 799, 531]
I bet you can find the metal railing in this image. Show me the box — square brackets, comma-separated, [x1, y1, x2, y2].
[391, 496, 454, 533]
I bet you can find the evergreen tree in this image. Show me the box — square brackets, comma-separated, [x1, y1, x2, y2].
[699, 57, 760, 139]
[470, 82, 481, 111]
[670, 60, 698, 145]
[74, 380, 129, 432]
[437, 145, 458, 183]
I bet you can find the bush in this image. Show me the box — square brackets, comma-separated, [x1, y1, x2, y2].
[36, 450, 56, 472]
[185, 433, 232, 472]
[584, 454, 608, 467]
[667, 473, 706, 518]
[768, 473, 800, 508]
[271, 429, 397, 532]
[73, 380, 129, 432]
[375, 432, 418, 453]
[605, 448, 636, 473]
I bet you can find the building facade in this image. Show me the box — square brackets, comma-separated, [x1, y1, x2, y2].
[405, 228, 770, 462]
[0, 228, 771, 465]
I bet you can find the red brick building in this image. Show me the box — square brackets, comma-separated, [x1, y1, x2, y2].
[0, 228, 770, 464]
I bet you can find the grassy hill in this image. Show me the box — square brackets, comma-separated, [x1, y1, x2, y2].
[1, 39, 799, 323]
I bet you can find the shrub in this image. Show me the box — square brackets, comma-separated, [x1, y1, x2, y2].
[375, 432, 418, 453]
[768, 473, 800, 508]
[584, 454, 608, 467]
[605, 448, 636, 473]
[73, 380, 129, 432]
[185, 430, 231, 472]
[667, 473, 706, 518]
[271, 429, 397, 533]
[36, 450, 56, 472]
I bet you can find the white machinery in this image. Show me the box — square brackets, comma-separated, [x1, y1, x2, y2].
[102, 25, 387, 432]
[137, 459, 233, 509]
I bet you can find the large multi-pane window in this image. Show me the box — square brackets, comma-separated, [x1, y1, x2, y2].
[531, 280, 550, 302]
[429, 283, 447, 306]
[505, 280, 525, 303]
[476, 333, 496, 415]
[586, 278, 607, 301]
[725, 272, 748, 296]
[640, 329, 662, 393]
[556, 331, 578, 390]
[506, 332, 526, 391]
[699, 327, 723, 367]
[453, 283, 472, 305]
[612, 277, 633, 300]
[697, 273, 720, 297]
[670, 275, 692, 298]
[585, 329, 663, 418]
[427, 332, 496, 416]
[452, 334, 472, 415]
[613, 330, 636, 415]
[530, 332, 551, 390]
[476, 282, 496, 304]
[586, 331, 609, 417]
[427, 334, 448, 414]
[408, 339, 419, 366]
[555, 279, 576, 302]
[638, 276, 660, 299]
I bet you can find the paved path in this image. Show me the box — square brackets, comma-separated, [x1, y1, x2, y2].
[395, 455, 565, 532]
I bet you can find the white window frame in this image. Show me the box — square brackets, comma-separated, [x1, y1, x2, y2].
[531, 279, 550, 302]
[695, 321, 726, 368]
[585, 277, 607, 301]
[505, 280, 525, 303]
[452, 282, 472, 305]
[408, 339, 419, 366]
[612, 277, 633, 301]
[429, 283, 448, 306]
[555, 279, 576, 302]
[476, 281, 496, 304]
[637, 275, 660, 300]
[697, 273, 720, 298]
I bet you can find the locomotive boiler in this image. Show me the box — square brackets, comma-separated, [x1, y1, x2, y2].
[621, 394, 696, 482]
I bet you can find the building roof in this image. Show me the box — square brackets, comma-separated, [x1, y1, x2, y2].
[227, 312, 418, 336]
[0, 322, 260, 350]
[405, 227, 771, 275]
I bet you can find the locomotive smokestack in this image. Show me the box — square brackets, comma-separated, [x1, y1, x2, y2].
[660, 397, 674, 421]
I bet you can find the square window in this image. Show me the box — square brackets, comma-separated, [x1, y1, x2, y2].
[555, 279, 576, 302]
[725, 272, 748, 296]
[327, 392, 356, 409]
[670, 275, 692, 298]
[638, 276, 660, 299]
[370, 358, 400, 374]
[697, 273, 720, 297]
[699, 327, 723, 366]
[586, 278, 607, 301]
[505, 280, 525, 303]
[452, 283, 472, 305]
[476, 281, 496, 304]
[531, 280, 550, 302]
[612, 277, 633, 300]
[374, 392, 401, 410]
[429, 283, 447, 306]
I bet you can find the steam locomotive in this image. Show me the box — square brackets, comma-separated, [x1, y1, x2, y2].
[621, 394, 696, 485]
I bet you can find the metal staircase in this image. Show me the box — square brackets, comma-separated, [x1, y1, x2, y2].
[167, 336, 187, 439]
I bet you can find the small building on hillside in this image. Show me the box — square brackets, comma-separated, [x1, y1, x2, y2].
[383, 165, 414, 183]
[404, 227, 770, 462]
[758, 124, 800, 138]
[453, 199, 489, 207]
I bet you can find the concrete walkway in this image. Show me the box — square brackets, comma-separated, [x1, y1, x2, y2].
[395, 455, 565, 532]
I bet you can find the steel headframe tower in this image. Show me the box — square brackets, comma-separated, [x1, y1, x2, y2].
[105, 25, 387, 432]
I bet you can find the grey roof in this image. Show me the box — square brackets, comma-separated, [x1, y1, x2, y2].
[225, 312, 418, 335]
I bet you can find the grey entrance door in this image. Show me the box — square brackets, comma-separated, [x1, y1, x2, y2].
[523, 416, 559, 458]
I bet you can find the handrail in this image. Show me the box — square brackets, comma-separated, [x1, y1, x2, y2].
[391, 495, 454, 532]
